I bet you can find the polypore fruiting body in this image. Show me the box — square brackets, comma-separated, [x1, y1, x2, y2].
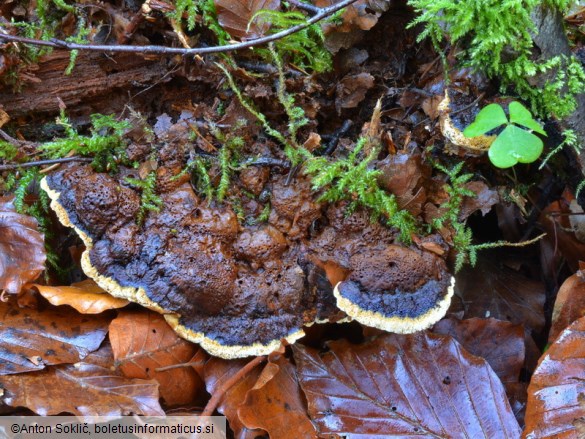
[42, 165, 455, 358]
[309, 203, 453, 333]
[439, 90, 496, 152]
[41, 165, 328, 358]
[333, 246, 454, 333]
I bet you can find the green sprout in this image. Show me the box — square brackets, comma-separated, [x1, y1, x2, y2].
[464, 101, 546, 169]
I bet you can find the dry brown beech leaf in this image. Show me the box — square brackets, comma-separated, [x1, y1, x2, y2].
[109, 310, 203, 406]
[0, 196, 46, 295]
[335, 72, 375, 112]
[215, 0, 280, 39]
[293, 332, 521, 438]
[539, 197, 585, 273]
[455, 251, 545, 334]
[0, 362, 164, 417]
[524, 316, 585, 438]
[238, 355, 318, 438]
[548, 269, 585, 343]
[33, 279, 129, 314]
[0, 298, 109, 375]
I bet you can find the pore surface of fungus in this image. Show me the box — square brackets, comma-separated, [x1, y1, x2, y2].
[42, 164, 454, 358]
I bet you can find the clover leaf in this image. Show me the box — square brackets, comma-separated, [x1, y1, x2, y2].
[463, 101, 545, 169]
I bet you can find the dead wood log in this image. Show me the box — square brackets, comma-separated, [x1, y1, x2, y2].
[0, 50, 169, 118]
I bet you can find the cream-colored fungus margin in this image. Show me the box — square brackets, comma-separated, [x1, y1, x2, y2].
[165, 314, 306, 359]
[333, 276, 455, 334]
[41, 176, 304, 358]
[439, 90, 495, 152]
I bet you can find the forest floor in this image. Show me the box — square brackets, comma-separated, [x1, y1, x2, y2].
[1, 0, 585, 438]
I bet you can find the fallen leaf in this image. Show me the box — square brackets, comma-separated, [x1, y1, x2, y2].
[0, 196, 46, 295]
[0, 362, 163, 417]
[433, 317, 528, 424]
[109, 310, 203, 406]
[539, 196, 585, 273]
[198, 353, 266, 439]
[215, 0, 280, 39]
[238, 355, 318, 438]
[524, 316, 585, 438]
[335, 72, 375, 113]
[459, 181, 499, 219]
[0, 298, 109, 375]
[433, 317, 525, 386]
[549, 269, 585, 343]
[377, 152, 430, 216]
[33, 279, 129, 314]
[455, 251, 546, 334]
[293, 333, 521, 438]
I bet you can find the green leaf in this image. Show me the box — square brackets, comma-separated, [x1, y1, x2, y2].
[508, 101, 546, 135]
[488, 125, 544, 168]
[463, 103, 508, 137]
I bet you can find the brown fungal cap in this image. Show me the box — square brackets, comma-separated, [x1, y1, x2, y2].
[333, 245, 454, 333]
[41, 165, 333, 358]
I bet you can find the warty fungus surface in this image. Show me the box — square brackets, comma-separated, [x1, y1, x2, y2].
[42, 164, 454, 358]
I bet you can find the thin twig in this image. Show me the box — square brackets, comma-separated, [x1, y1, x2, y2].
[0, 0, 359, 56]
[201, 355, 266, 417]
[237, 157, 290, 169]
[322, 119, 353, 156]
[0, 157, 93, 171]
[0, 129, 26, 146]
[154, 360, 205, 372]
[288, 0, 323, 15]
[450, 92, 485, 117]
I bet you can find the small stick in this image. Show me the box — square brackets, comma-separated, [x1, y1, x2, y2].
[322, 119, 353, 156]
[154, 360, 205, 372]
[0, 157, 93, 171]
[450, 92, 485, 117]
[288, 0, 322, 15]
[0, 0, 360, 56]
[201, 355, 266, 416]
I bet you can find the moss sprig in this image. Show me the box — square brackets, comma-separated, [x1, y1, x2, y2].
[304, 137, 417, 243]
[124, 171, 163, 225]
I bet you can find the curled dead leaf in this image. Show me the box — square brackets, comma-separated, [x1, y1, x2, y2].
[215, 0, 281, 39]
[33, 279, 129, 314]
[0, 298, 109, 375]
[549, 269, 585, 343]
[0, 196, 46, 295]
[238, 355, 318, 438]
[109, 310, 203, 406]
[524, 316, 585, 438]
[0, 362, 163, 417]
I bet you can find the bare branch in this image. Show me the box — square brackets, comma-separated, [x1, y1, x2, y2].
[0, 157, 93, 171]
[287, 0, 323, 15]
[0, 0, 357, 56]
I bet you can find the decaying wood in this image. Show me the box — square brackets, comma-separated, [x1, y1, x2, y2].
[0, 51, 169, 118]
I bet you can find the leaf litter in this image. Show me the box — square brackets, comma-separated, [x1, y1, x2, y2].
[0, 0, 583, 437]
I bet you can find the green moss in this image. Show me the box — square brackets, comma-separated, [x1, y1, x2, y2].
[408, 0, 585, 118]
[0, 141, 18, 161]
[252, 9, 333, 73]
[39, 111, 131, 171]
[304, 137, 417, 243]
[124, 171, 163, 225]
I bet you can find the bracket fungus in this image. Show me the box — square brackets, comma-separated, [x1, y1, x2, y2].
[42, 164, 455, 358]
